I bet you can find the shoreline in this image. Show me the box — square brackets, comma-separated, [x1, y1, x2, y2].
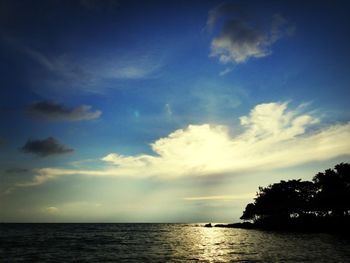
[205, 219, 350, 233]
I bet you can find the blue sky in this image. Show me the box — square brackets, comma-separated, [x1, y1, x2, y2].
[1, 0, 350, 222]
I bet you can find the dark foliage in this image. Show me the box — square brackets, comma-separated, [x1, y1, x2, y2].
[240, 163, 350, 231]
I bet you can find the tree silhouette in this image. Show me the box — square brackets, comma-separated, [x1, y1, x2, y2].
[240, 163, 350, 228]
[313, 163, 350, 216]
[241, 180, 316, 221]
[240, 203, 256, 221]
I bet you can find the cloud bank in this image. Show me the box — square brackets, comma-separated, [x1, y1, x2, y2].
[27, 101, 101, 122]
[20, 137, 74, 157]
[208, 3, 294, 64]
[17, 102, 350, 187]
[184, 193, 255, 201]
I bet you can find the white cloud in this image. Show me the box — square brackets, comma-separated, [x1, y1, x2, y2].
[104, 58, 162, 80]
[165, 103, 173, 116]
[3, 37, 162, 94]
[219, 67, 233, 76]
[16, 102, 350, 187]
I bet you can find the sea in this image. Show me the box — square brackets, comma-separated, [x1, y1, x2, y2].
[1, 223, 350, 262]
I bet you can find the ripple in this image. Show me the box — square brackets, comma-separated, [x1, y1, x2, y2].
[1, 223, 350, 262]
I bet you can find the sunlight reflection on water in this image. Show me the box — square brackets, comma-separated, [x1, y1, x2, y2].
[184, 226, 235, 262]
[169, 225, 256, 262]
[157, 224, 350, 262]
[1, 223, 350, 262]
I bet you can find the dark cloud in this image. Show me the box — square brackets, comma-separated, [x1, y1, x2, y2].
[5, 168, 30, 174]
[20, 137, 74, 157]
[208, 3, 295, 64]
[207, 3, 243, 30]
[27, 101, 101, 122]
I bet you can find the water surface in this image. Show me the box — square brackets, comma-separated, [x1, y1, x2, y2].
[1, 223, 350, 262]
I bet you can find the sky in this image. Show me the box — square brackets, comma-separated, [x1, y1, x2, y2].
[1, 0, 350, 223]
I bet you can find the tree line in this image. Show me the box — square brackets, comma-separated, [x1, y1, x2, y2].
[240, 163, 350, 230]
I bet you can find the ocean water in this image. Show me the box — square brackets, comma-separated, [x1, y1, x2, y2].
[1, 223, 350, 262]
